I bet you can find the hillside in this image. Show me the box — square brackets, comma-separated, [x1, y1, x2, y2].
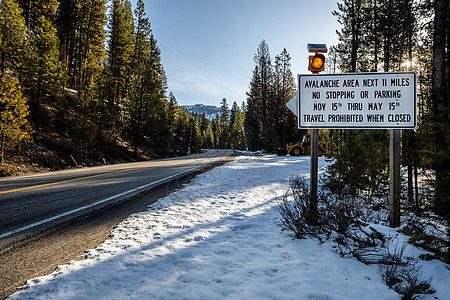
[0, 101, 189, 177]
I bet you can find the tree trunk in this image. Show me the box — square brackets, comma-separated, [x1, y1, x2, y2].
[432, 0, 449, 210]
[414, 161, 419, 209]
[373, 0, 379, 72]
[1, 134, 5, 164]
[384, 0, 393, 72]
[406, 0, 415, 206]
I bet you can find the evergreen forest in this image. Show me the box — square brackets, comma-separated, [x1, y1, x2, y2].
[0, 0, 207, 171]
[327, 0, 449, 222]
[0, 0, 448, 220]
[243, 0, 449, 222]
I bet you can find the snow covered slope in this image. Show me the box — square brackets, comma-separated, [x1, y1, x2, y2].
[8, 156, 448, 300]
[183, 104, 220, 120]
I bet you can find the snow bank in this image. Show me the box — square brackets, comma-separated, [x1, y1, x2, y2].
[9, 156, 447, 299]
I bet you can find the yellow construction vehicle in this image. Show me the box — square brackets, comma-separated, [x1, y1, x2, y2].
[277, 135, 330, 156]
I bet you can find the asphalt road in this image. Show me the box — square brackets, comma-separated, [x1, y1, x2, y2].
[0, 149, 234, 243]
[0, 150, 236, 299]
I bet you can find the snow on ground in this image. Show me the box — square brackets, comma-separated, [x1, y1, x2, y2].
[8, 155, 449, 299]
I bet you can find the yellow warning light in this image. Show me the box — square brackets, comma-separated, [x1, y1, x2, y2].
[308, 53, 325, 74]
[311, 55, 324, 69]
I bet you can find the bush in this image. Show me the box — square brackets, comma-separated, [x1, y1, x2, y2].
[277, 176, 363, 242]
[325, 194, 362, 236]
[277, 176, 330, 240]
[379, 241, 435, 299]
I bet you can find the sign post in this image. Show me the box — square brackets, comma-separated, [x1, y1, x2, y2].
[389, 129, 401, 227]
[310, 129, 319, 214]
[296, 71, 417, 227]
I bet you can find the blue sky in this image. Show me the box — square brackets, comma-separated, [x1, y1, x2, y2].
[141, 0, 340, 107]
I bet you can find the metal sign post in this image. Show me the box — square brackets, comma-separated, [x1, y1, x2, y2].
[310, 129, 319, 216]
[389, 129, 401, 227]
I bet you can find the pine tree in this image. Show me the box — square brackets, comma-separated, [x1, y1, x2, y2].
[245, 40, 292, 152]
[140, 33, 169, 149]
[127, 0, 151, 153]
[79, 0, 107, 92]
[17, 0, 58, 32]
[0, 0, 28, 77]
[55, 0, 76, 76]
[211, 118, 221, 148]
[0, 76, 32, 163]
[82, 62, 112, 145]
[175, 107, 190, 149]
[131, 0, 150, 73]
[203, 123, 214, 149]
[245, 40, 276, 151]
[394, 0, 420, 207]
[245, 67, 263, 151]
[34, 0, 58, 24]
[219, 98, 229, 127]
[25, 15, 64, 129]
[333, 0, 365, 72]
[55, 0, 106, 92]
[16, 0, 32, 30]
[199, 112, 209, 135]
[218, 98, 229, 147]
[273, 48, 298, 146]
[229, 101, 244, 150]
[167, 92, 178, 132]
[253, 40, 273, 131]
[327, 0, 405, 201]
[191, 118, 202, 150]
[108, 0, 134, 106]
[229, 101, 239, 129]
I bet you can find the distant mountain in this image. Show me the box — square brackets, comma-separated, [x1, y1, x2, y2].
[183, 104, 220, 120]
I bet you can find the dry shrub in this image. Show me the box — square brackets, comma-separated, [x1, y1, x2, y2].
[277, 176, 330, 241]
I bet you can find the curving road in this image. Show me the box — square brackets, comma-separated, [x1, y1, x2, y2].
[0, 149, 234, 242]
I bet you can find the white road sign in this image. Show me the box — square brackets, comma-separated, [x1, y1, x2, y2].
[298, 72, 417, 129]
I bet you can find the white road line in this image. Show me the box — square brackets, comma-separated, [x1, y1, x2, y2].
[0, 164, 209, 240]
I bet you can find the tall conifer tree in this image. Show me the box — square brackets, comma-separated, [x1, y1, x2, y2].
[245, 66, 263, 151]
[25, 15, 64, 128]
[273, 48, 298, 146]
[333, 0, 365, 72]
[245, 40, 276, 151]
[253, 40, 273, 132]
[229, 101, 244, 150]
[127, 0, 151, 153]
[143, 33, 169, 148]
[219, 98, 229, 148]
[108, 0, 134, 106]
[167, 92, 178, 132]
[0, 76, 32, 163]
[0, 0, 28, 77]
